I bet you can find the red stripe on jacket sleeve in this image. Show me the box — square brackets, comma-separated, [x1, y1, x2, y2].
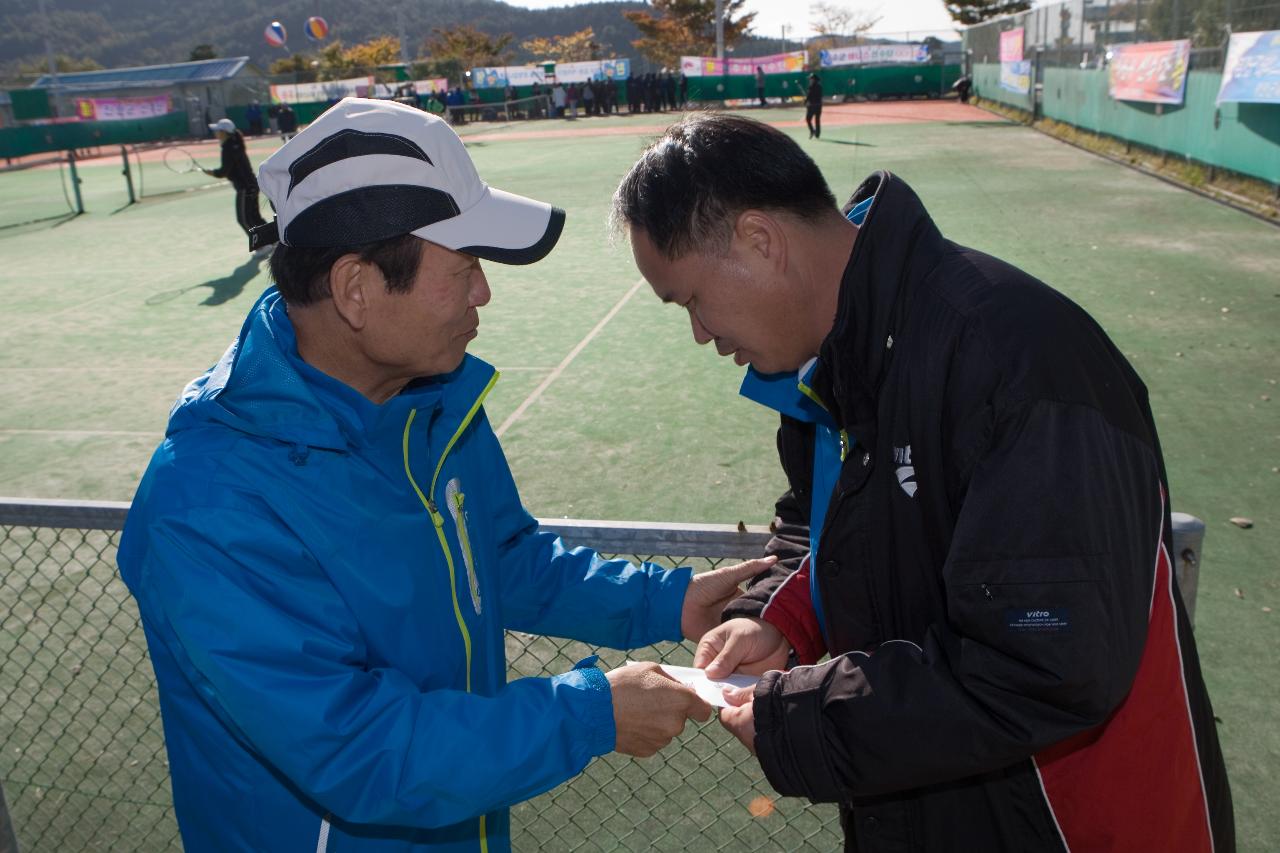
[1033, 505, 1215, 853]
[760, 555, 826, 665]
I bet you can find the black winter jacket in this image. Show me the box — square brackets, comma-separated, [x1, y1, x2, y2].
[211, 132, 257, 192]
[725, 172, 1233, 852]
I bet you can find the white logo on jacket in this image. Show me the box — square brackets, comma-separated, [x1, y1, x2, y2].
[893, 445, 917, 498]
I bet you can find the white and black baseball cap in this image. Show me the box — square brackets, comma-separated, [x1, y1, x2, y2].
[250, 97, 565, 264]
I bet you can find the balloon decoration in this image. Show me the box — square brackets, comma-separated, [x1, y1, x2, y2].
[304, 16, 330, 42]
[264, 21, 288, 48]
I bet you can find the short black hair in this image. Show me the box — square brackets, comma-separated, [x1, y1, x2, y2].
[268, 232, 424, 306]
[611, 112, 838, 259]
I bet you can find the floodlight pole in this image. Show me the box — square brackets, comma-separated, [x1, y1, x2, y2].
[38, 0, 62, 117]
[715, 0, 725, 60]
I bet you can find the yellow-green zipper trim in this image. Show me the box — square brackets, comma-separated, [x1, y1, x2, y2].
[400, 370, 499, 853]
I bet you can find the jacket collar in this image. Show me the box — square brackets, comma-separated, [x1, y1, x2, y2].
[809, 171, 947, 446]
[168, 286, 496, 451]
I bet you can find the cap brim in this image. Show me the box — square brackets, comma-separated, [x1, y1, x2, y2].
[411, 186, 565, 265]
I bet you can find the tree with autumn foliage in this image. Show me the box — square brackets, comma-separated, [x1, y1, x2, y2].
[522, 27, 602, 63]
[624, 0, 755, 69]
[423, 25, 515, 71]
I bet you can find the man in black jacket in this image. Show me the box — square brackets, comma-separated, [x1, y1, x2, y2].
[205, 118, 268, 254]
[612, 113, 1233, 852]
[805, 72, 824, 138]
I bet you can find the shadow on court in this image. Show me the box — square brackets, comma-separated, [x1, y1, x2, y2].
[146, 254, 265, 307]
[821, 139, 874, 146]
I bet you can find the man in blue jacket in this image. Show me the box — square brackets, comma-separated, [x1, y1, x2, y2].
[118, 98, 772, 853]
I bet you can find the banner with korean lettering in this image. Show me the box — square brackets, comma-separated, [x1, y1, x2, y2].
[680, 51, 807, 77]
[270, 76, 376, 104]
[73, 95, 171, 121]
[999, 28, 1031, 94]
[1108, 40, 1190, 104]
[554, 59, 631, 83]
[819, 43, 930, 67]
[1216, 30, 1280, 104]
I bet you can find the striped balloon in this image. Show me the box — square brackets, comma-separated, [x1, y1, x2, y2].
[264, 21, 287, 48]
[304, 16, 329, 41]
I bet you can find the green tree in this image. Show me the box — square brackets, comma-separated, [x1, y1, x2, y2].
[944, 0, 1031, 26]
[189, 44, 217, 61]
[269, 53, 318, 82]
[422, 25, 515, 74]
[624, 0, 756, 69]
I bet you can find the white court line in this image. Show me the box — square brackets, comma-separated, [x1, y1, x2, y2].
[495, 277, 647, 438]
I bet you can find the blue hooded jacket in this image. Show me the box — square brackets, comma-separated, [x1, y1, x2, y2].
[118, 288, 691, 852]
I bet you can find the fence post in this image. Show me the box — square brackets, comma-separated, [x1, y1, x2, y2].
[67, 149, 84, 214]
[120, 145, 136, 205]
[1171, 512, 1205, 626]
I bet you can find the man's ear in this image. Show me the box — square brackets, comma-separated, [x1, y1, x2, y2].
[734, 209, 787, 274]
[328, 254, 373, 331]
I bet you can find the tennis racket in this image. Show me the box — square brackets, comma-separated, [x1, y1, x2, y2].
[163, 148, 205, 175]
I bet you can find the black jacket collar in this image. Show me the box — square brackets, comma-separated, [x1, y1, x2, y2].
[810, 171, 948, 447]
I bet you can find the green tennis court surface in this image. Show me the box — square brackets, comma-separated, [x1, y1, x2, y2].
[1, 103, 1276, 848]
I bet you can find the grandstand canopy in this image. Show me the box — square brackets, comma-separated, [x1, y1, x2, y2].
[32, 57, 250, 93]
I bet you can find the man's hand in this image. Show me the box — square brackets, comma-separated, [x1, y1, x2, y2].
[719, 684, 757, 755]
[681, 556, 777, 643]
[606, 662, 714, 758]
[694, 617, 790, 679]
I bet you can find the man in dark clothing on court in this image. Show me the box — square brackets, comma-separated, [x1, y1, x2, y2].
[612, 113, 1233, 853]
[205, 118, 268, 253]
[805, 72, 823, 138]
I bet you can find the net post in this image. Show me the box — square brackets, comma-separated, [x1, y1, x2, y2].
[120, 145, 136, 206]
[67, 149, 85, 215]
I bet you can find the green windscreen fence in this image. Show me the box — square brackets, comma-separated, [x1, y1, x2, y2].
[687, 65, 961, 103]
[973, 65, 1280, 185]
[9, 89, 52, 121]
[0, 112, 189, 160]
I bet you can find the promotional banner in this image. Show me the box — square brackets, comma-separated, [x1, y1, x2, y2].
[506, 65, 548, 87]
[411, 78, 451, 95]
[270, 76, 376, 104]
[73, 95, 171, 121]
[999, 28, 1031, 94]
[553, 58, 631, 83]
[820, 43, 930, 67]
[472, 67, 508, 89]
[1216, 30, 1280, 104]
[680, 51, 807, 77]
[1108, 39, 1191, 104]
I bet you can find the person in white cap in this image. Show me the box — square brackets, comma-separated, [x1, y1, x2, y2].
[205, 116, 268, 252]
[118, 98, 772, 853]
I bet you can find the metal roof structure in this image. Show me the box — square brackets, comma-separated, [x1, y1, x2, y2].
[32, 57, 251, 92]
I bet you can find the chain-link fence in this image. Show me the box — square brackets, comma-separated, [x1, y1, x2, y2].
[0, 501, 842, 852]
[964, 0, 1280, 70]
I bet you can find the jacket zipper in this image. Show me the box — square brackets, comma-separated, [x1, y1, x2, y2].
[400, 371, 499, 853]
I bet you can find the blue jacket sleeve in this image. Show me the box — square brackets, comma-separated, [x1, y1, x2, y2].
[133, 507, 616, 830]
[478, 424, 691, 648]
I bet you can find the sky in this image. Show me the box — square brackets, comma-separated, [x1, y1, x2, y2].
[503, 0, 964, 42]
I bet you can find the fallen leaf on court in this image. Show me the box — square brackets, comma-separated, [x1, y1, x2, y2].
[1262, 395, 1271, 402]
[1263, 607, 1273, 614]
[748, 795, 776, 818]
[737, 521, 747, 533]
[1234, 588, 1244, 599]
[1221, 307, 1230, 313]
[1175, 352, 1183, 357]
[1229, 517, 1254, 529]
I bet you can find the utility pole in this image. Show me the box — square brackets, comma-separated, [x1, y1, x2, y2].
[38, 0, 62, 117]
[715, 0, 725, 60]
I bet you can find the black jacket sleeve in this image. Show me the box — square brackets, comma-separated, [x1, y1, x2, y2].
[754, 397, 1163, 801]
